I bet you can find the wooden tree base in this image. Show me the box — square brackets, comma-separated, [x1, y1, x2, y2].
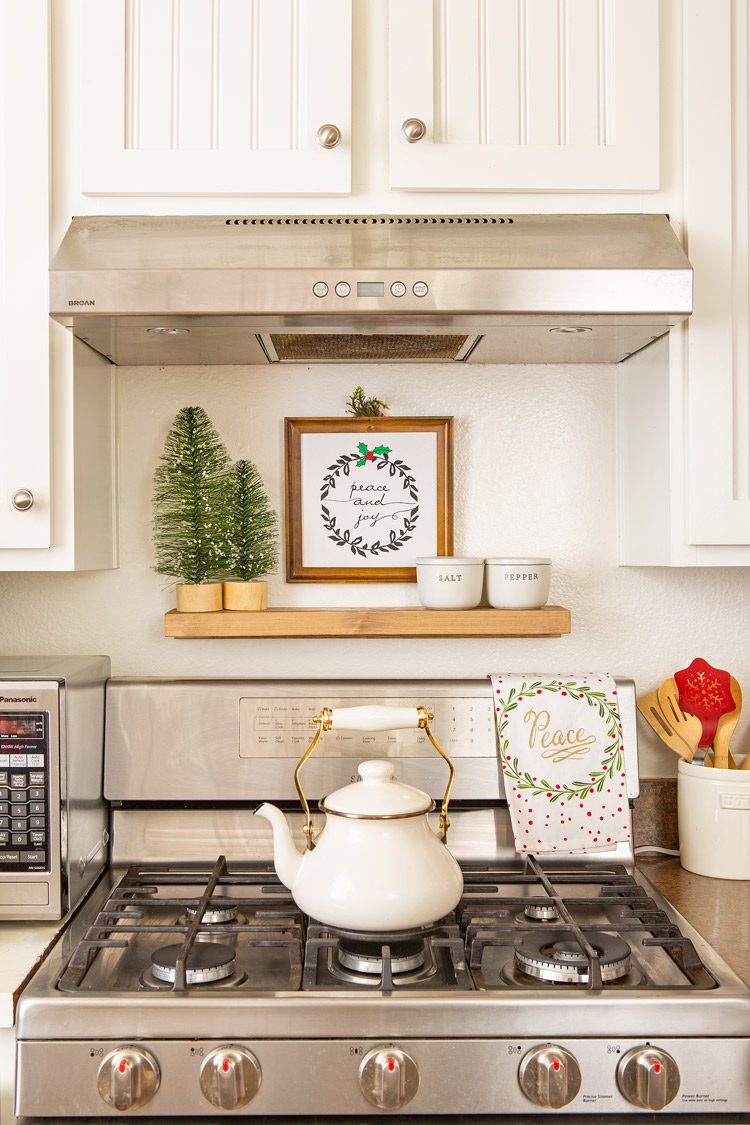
[175, 582, 224, 612]
[222, 580, 268, 611]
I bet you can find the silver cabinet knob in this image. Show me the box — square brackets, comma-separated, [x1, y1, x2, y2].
[11, 489, 34, 511]
[359, 1046, 419, 1111]
[97, 1046, 160, 1111]
[402, 117, 427, 142]
[519, 1044, 581, 1109]
[616, 1046, 680, 1110]
[199, 1046, 261, 1110]
[317, 123, 342, 148]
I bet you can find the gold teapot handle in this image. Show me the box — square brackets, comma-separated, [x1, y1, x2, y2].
[294, 705, 456, 849]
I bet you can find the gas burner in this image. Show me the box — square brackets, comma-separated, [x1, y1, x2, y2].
[149, 942, 236, 985]
[514, 929, 632, 984]
[337, 936, 426, 976]
[523, 899, 559, 922]
[185, 903, 240, 925]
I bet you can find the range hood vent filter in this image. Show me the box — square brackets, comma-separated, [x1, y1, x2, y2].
[266, 333, 474, 363]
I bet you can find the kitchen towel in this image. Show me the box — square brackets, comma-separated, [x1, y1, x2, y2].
[489, 673, 630, 855]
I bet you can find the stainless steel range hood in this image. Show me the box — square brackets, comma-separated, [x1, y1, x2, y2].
[50, 214, 693, 365]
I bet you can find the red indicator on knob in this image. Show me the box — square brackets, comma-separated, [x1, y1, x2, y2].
[222, 1058, 230, 1073]
[388, 1058, 396, 1072]
[652, 1061, 661, 1073]
[118, 1059, 127, 1073]
[552, 1058, 561, 1072]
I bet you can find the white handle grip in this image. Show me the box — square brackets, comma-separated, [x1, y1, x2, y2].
[329, 705, 423, 732]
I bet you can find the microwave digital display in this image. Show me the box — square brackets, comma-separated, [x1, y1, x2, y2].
[0, 713, 44, 739]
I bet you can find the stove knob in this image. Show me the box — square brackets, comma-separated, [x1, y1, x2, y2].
[97, 1046, 160, 1111]
[616, 1045, 680, 1110]
[199, 1046, 261, 1110]
[518, 1044, 581, 1109]
[359, 1046, 420, 1110]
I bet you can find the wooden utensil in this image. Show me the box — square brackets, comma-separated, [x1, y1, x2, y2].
[636, 690, 694, 761]
[656, 679, 703, 760]
[711, 676, 742, 769]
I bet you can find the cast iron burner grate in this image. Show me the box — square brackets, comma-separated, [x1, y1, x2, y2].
[302, 921, 473, 991]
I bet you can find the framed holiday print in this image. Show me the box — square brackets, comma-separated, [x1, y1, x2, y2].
[285, 417, 453, 582]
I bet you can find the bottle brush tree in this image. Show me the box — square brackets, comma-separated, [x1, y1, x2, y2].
[152, 406, 231, 584]
[225, 458, 279, 581]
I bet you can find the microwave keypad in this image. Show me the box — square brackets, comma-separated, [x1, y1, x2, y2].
[0, 713, 48, 870]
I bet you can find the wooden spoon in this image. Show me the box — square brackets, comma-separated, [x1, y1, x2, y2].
[637, 689, 694, 761]
[713, 676, 742, 769]
[656, 679, 704, 760]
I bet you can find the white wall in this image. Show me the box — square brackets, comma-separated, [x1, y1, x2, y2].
[0, 358, 748, 778]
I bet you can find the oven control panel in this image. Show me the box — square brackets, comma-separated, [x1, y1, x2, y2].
[0, 712, 49, 872]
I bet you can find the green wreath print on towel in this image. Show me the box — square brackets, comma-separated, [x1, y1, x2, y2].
[495, 678, 624, 802]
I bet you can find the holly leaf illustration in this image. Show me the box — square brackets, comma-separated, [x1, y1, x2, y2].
[373, 445, 391, 456]
[356, 458, 367, 467]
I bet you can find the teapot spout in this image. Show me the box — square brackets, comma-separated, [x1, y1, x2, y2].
[254, 802, 304, 890]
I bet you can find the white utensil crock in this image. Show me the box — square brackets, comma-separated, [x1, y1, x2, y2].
[677, 759, 750, 880]
[416, 557, 484, 609]
[485, 558, 551, 609]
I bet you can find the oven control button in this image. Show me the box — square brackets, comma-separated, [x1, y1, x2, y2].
[359, 1046, 419, 1111]
[518, 1044, 581, 1109]
[199, 1046, 261, 1110]
[97, 1046, 160, 1111]
[616, 1046, 680, 1110]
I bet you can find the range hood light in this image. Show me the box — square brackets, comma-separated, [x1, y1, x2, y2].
[146, 326, 191, 336]
[549, 326, 593, 334]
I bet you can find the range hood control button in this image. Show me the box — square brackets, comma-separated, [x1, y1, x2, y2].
[312, 282, 329, 298]
[616, 1046, 680, 1110]
[412, 281, 428, 297]
[335, 281, 351, 297]
[97, 1047, 160, 1111]
[391, 281, 406, 297]
[519, 1044, 581, 1108]
[199, 1046, 262, 1109]
[359, 1046, 419, 1110]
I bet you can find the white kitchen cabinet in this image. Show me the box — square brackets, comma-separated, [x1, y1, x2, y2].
[0, 0, 51, 549]
[389, 0, 659, 192]
[618, 2, 750, 565]
[77, 0, 352, 197]
[0, 1, 116, 571]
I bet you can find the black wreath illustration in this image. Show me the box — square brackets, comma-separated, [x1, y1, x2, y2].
[319, 450, 419, 558]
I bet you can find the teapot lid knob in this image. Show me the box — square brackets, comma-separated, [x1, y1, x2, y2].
[358, 760, 395, 783]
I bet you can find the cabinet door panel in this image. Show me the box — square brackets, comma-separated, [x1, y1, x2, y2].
[389, 0, 658, 191]
[0, 0, 51, 549]
[685, 0, 750, 544]
[80, 0, 351, 195]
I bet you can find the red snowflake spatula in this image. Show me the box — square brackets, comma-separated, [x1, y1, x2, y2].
[673, 657, 736, 749]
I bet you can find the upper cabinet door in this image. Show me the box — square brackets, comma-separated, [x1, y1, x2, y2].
[389, 0, 658, 192]
[0, 0, 51, 549]
[79, 0, 352, 196]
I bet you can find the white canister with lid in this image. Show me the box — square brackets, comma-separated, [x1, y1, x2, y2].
[416, 557, 484, 609]
[486, 558, 551, 609]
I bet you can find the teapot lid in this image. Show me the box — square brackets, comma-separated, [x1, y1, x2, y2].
[320, 760, 433, 818]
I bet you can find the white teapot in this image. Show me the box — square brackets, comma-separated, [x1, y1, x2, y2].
[254, 705, 463, 932]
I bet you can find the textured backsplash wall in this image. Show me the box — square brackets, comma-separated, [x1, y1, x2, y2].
[0, 359, 748, 778]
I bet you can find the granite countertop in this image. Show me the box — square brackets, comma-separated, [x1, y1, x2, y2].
[637, 856, 750, 985]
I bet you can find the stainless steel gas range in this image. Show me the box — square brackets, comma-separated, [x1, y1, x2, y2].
[14, 678, 750, 1118]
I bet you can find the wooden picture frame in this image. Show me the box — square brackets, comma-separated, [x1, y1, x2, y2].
[285, 417, 453, 582]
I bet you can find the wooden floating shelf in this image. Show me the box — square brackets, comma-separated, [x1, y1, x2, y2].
[164, 605, 571, 639]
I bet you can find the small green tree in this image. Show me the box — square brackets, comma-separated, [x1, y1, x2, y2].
[225, 459, 279, 581]
[152, 406, 231, 584]
[345, 385, 390, 417]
